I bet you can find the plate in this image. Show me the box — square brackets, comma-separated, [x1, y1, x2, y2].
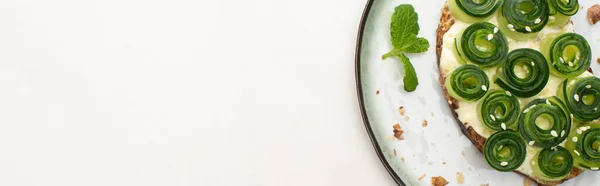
[356, 0, 600, 185]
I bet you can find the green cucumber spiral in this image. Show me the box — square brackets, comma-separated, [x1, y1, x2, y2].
[519, 97, 571, 148]
[493, 48, 550, 98]
[566, 124, 600, 170]
[449, 0, 504, 22]
[544, 33, 591, 78]
[446, 65, 490, 101]
[457, 22, 509, 68]
[561, 77, 600, 122]
[484, 130, 527, 171]
[497, 0, 549, 40]
[548, 0, 578, 16]
[479, 90, 521, 131]
[532, 146, 574, 181]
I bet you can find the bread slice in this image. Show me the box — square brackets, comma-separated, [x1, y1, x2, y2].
[435, 3, 584, 186]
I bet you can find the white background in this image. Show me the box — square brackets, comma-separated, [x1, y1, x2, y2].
[0, 0, 396, 185]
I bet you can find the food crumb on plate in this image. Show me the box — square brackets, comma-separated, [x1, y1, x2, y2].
[456, 172, 464, 184]
[589, 4, 600, 24]
[418, 174, 427, 181]
[393, 124, 404, 140]
[597, 58, 600, 64]
[428, 161, 433, 165]
[523, 178, 531, 186]
[461, 151, 465, 156]
[480, 184, 489, 186]
[393, 149, 397, 156]
[404, 116, 410, 121]
[399, 106, 405, 116]
[442, 161, 446, 165]
[376, 90, 380, 95]
[422, 120, 428, 127]
[401, 157, 405, 162]
[431, 176, 449, 186]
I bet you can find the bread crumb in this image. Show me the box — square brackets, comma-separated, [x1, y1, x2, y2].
[597, 58, 600, 64]
[523, 178, 531, 186]
[398, 106, 405, 116]
[456, 172, 464, 184]
[431, 176, 449, 186]
[461, 151, 465, 156]
[589, 4, 600, 24]
[418, 174, 426, 181]
[393, 124, 404, 140]
[376, 90, 380, 95]
[393, 149, 397, 156]
[480, 184, 489, 186]
[404, 116, 410, 121]
[422, 120, 428, 127]
[442, 161, 447, 165]
[401, 157, 405, 162]
[428, 161, 433, 165]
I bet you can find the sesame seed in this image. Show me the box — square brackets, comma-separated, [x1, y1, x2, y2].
[574, 150, 581, 156]
[577, 129, 582, 134]
[501, 123, 507, 130]
[494, 27, 499, 33]
[561, 130, 565, 137]
[560, 57, 565, 63]
[575, 94, 580, 102]
[570, 80, 576, 86]
[525, 26, 532, 32]
[546, 100, 551, 105]
[580, 126, 588, 131]
[566, 0, 570, 3]
[593, 167, 600, 170]
[481, 85, 488, 91]
[524, 108, 530, 113]
[521, 11, 526, 14]
[487, 34, 494, 41]
[507, 24, 515, 31]
[595, 108, 598, 111]
[506, 91, 512, 96]
[549, 16, 555, 22]
[535, 18, 541, 24]
[531, 61, 535, 66]
[586, 85, 592, 89]
[569, 62, 574, 67]
[529, 141, 535, 146]
[500, 162, 508, 166]
[490, 115, 496, 121]
[573, 136, 578, 142]
[551, 130, 558, 137]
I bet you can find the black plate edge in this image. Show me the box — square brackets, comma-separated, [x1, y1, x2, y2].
[355, 0, 406, 186]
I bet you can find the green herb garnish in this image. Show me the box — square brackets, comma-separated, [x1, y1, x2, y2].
[382, 4, 429, 92]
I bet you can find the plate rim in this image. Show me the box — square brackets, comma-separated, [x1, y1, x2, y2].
[354, 0, 406, 185]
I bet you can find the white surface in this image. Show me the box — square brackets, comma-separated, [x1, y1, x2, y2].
[0, 0, 395, 186]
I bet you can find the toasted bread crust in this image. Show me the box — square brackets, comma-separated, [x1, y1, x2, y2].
[436, 3, 583, 186]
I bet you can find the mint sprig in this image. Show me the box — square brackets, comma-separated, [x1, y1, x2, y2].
[382, 4, 429, 92]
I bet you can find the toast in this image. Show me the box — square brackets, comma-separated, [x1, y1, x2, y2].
[435, 3, 584, 186]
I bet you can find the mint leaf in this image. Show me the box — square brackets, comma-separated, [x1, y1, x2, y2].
[382, 4, 427, 92]
[403, 37, 429, 53]
[390, 5, 420, 49]
[399, 54, 418, 92]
